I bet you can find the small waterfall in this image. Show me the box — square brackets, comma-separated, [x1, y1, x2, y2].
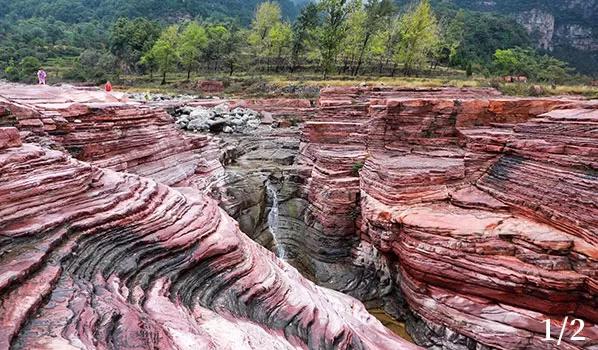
[266, 180, 287, 260]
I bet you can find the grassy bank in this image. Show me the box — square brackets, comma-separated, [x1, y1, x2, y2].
[69, 71, 598, 99]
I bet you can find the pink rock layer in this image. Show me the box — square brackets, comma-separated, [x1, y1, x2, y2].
[0, 130, 418, 350]
[0, 84, 223, 190]
[0, 84, 316, 191]
[299, 87, 597, 349]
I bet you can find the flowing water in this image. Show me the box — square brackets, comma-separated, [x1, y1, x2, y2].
[266, 181, 287, 260]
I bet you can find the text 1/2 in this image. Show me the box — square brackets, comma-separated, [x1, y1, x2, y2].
[544, 317, 586, 345]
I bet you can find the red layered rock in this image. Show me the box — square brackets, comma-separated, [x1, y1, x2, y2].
[299, 87, 597, 349]
[0, 84, 223, 189]
[478, 108, 598, 244]
[0, 127, 21, 149]
[196, 79, 225, 93]
[0, 131, 417, 350]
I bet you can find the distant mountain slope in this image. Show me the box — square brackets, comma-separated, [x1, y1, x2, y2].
[450, 0, 597, 49]
[439, 0, 598, 74]
[0, 0, 300, 24]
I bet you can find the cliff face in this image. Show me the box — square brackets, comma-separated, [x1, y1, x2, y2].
[515, 9, 555, 50]
[0, 137, 419, 350]
[0, 84, 224, 190]
[1, 84, 597, 350]
[516, 8, 598, 52]
[298, 86, 597, 349]
[0, 84, 417, 350]
[449, 0, 598, 73]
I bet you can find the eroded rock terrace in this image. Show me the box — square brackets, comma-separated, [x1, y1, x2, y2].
[298, 87, 597, 349]
[1, 84, 597, 350]
[0, 84, 415, 350]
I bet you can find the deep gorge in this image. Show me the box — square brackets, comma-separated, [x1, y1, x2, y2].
[0, 83, 596, 349]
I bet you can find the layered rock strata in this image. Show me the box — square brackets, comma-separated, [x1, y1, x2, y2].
[0, 128, 419, 350]
[0, 84, 223, 190]
[3, 83, 596, 350]
[298, 87, 597, 349]
[0, 84, 315, 262]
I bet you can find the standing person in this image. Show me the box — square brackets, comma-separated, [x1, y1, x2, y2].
[37, 68, 47, 85]
[105, 80, 112, 92]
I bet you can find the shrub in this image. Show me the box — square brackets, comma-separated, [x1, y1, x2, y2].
[3, 56, 41, 83]
[352, 161, 364, 176]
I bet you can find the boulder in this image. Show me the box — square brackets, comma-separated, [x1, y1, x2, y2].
[261, 111, 274, 124]
[189, 107, 212, 120]
[529, 84, 545, 96]
[174, 103, 264, 134]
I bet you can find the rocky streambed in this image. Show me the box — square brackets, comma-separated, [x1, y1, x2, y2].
[0, 83, 596, 350]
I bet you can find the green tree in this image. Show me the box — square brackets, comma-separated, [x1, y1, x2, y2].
[396, 0, 439, 75]
[535, 55, 572, 84]
[139, 50, 158, 81]
[248, 1, 286, 71]
[268, 22, 293, 71]
[203, 25, 231, 72]
[352, 0, 396, 76]
[19, 56, 42, 81]
[450, 11, 530, 70]
[109, 18, 161, 73]
[250, 1, 281, 41]
[290, 2, 320, 72]
[433, 9, 465, 69]
[64, 49, 118, 83]
[177, 22, 208, 80]
[466, 62, 473, 77]
[222, 25, 246, 76]
[143, 26, 179, 84]
[317, 0, 355, 78]
[492, 47, 572, 83]
[4, 56, 41, 82]
[378, 15, 401, 75]
[340, 6, 366, 74]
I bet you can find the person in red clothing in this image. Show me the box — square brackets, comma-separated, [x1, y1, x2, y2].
[105, 81, 112, 92]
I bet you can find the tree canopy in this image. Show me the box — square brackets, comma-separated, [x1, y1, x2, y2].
[0, 0, 587, 83]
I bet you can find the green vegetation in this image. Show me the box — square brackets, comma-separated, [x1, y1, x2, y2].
[396, 0, 438, 74]
[0, 0, 595, 90]
[352, 161, 364, 176]
[0, 0, 299, 24]
[492, 48, 572, 83]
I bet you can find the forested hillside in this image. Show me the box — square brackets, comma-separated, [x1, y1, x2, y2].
[0, 0, 595, 85]
[435, 0, 598, 74]
[0, 0, 299, 24]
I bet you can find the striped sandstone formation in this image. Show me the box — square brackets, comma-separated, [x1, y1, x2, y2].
[298, 87, 597, 349]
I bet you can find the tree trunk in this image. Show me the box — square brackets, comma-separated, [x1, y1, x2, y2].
[353, 34, 371, 77]
[341, 58, 348, 74]
[161, 71, 166, 85]
[187, 67, 191, 81]
[276, 48, 283, 73]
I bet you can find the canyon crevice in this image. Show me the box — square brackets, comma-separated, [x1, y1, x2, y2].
[0, 83, 596, 350]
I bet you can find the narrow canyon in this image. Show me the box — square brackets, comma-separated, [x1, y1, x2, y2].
[0, 83, 596, 350]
